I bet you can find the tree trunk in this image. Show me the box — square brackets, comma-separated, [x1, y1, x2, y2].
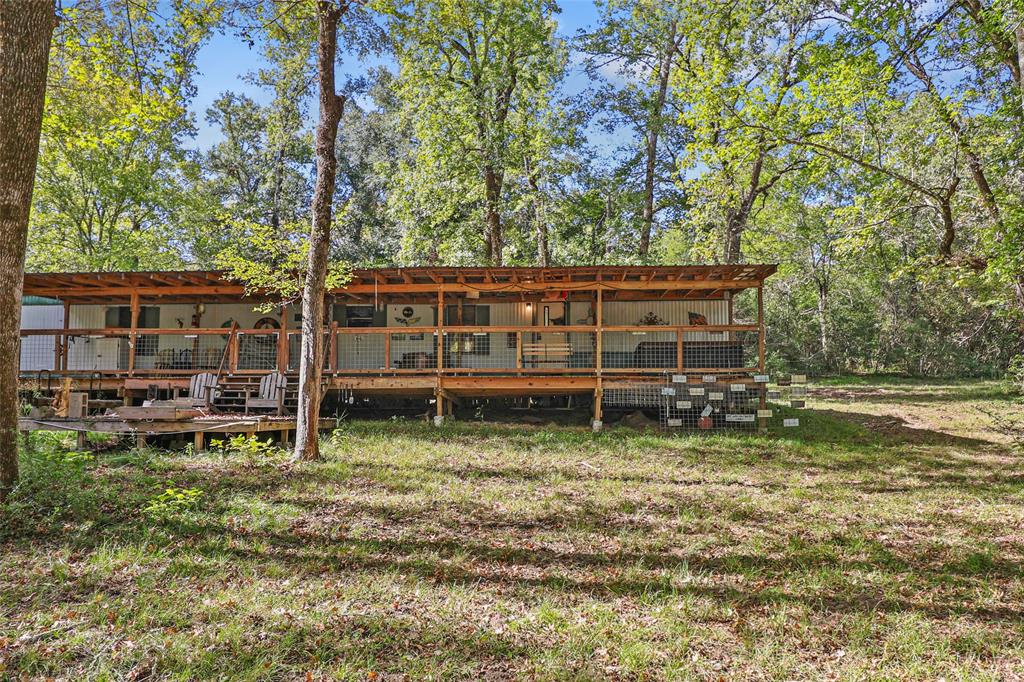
[722, 153, 764, 263]
[293, 0, 346, 462]
[0, 1, 56, 499]
[483, 166, 503, 266]
[1016, 24, 1024, 114]
[638, 21, 676, 258]
[525, 158, 549, 267]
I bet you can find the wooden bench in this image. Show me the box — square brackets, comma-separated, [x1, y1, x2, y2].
[522, 343, 572, 364]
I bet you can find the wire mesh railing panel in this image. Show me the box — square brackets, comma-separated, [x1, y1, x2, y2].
[236, 332, 279, 370]
[390, 331, 438, 370]
[601, 330, 677, 369]
[336, 333, 386, 370]
[682, 329, 757, 370]
[518, 331, 597, 369]
[19, 334, 58, 372]
[65, 334, 128, 371]
[440, 331, 516, 369]
[287, 332, 332, 371]
[601, 383, 664, 408]
[658, 376, 763, 431]
[139, 334, 227, 371]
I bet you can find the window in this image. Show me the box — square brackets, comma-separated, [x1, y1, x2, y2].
[442, 305, 490, 355]
[105, 306, 159, 328]
[105, 306, 159, 356]
[443, 304, 490, 326]
[339, 305, 385, 328]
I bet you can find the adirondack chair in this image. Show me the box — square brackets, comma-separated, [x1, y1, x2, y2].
[245, 371, 288, 415]
[188, 372, 219, 409]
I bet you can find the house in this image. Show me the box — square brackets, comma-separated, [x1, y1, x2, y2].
[19, 265, 776, 428]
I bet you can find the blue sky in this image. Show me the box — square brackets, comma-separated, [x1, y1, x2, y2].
[188, 0, 609, 151]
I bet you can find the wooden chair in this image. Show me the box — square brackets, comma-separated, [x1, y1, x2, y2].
[522, 343, 572, 366]
[188, 372, 219, 409]
[245, 372, 288, 415]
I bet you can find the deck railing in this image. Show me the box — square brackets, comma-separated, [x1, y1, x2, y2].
[19, 323, 763, 378]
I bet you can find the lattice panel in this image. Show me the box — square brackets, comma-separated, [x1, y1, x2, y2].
[140, 334, 227, 371]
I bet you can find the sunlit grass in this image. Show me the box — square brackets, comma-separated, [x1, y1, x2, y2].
[1, 379, 1022, 679]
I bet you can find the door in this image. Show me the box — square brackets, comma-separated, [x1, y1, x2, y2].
[531, 302, 568, 368]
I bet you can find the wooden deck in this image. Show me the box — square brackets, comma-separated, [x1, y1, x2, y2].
[18, 414, 337, 450]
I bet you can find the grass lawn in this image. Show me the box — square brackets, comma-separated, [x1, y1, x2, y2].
[2, 378, 1023, 680]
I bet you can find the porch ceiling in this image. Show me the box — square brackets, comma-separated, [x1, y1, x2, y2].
[22, 265, 777, 304]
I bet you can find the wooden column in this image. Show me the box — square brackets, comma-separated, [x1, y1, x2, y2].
[727, 292, 735, 341]
[384, 329, 391, 370]
[59, 300, 70, 371]
[757, 285, 767, 432]
[127, 292, 139, 377]
[329, 321, 338, 371]
[595, 289, 603, 375]
[436, 289, 444, 375]
[515, 331, 522, 371]
[276, 305, 288, 373]
[757, 285, 765, 372]
[676, 328, 683, 373]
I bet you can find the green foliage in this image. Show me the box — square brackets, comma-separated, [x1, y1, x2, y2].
[385, 0, 570, 265]
[209, 434, 284, 465]
[141, 486, 204, 519]
[28, 1, 220, 271]
[214, 219, 352, 311]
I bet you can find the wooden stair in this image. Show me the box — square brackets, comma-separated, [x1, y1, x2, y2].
[212, 374, 299, 414]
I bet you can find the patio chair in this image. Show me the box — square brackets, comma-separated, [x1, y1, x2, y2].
[188, 372, 219, 409]
[245, 371, 288, 415]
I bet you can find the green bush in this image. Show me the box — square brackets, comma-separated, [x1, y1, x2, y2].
[142, 487, 204, 519]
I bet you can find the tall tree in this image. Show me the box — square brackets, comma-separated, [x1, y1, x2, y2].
[579, 0, 688, 259]
[672, 0, 820, 263]
[388, 0, 565, 266]
[293, 0, 351, 462]
[0, 0, 57, 499]
[27, 1, 217, 271]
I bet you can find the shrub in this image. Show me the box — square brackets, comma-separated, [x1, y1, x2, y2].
[142, 487, 203, 519]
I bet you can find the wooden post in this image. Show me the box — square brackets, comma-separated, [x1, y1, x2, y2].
[127, 292, 139, 376]
[436, 289, 444, 374]
[727, 292, 734, 342]
[136, 433, 147, 449]
[329, 321, 338, 371]
[757, 285, 765, 372]
[383, 330, 391, 370]
[676, 328, 683, 373]
[61, 300, 70, 372]
[229, 331, 239, 373]
[593, 376, 603, 431]
[193, 430, 204, 453]
[757, 285, 767, 432]
[595, 289, 603, 375]
[276, 305, 288, 373]
[515, 331, 522, 371]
